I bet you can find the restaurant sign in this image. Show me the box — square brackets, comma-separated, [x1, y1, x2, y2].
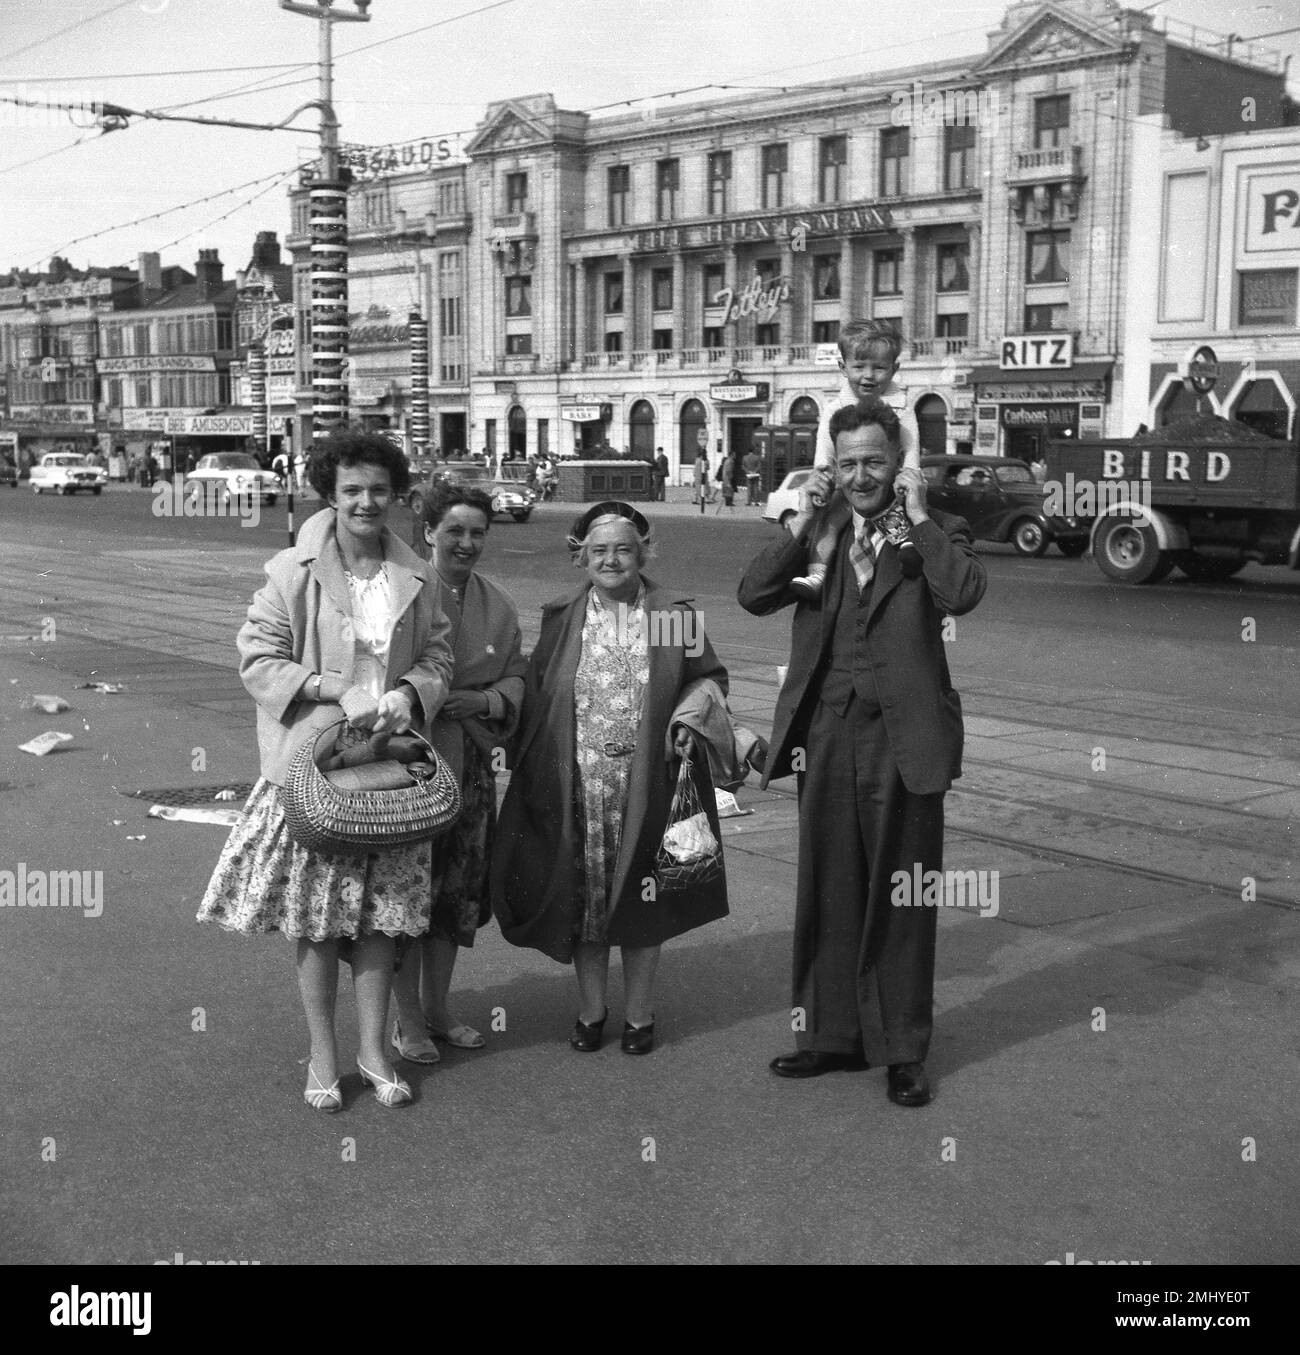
[710, 382, 770, 404]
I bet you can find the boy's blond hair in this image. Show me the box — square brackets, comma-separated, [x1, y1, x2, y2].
[837, 318, 904, 364]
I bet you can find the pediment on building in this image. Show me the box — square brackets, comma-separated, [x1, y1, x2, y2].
[465, 103, 552, 156]
[975, 3, 1126, 73]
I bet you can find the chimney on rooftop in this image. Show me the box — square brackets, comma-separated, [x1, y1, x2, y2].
[138, 252, 162, 303]
[194, 248, 224, 300]
[251, 231, 281, 269]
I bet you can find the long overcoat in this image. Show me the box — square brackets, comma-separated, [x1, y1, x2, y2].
[490, 578, 729, 962]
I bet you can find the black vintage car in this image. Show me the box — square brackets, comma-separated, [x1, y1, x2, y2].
[920, 454, 1088, 557]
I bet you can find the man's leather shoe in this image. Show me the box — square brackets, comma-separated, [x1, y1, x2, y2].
[769, 1050, 868, 1079]
[887, 1061, 932, 1106]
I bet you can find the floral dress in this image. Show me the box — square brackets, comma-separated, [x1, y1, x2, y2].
[195, 563, 434, 943]
[572, 584, 649, 942]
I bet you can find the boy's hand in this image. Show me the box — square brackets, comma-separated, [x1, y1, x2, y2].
[894, 467, 930, 525]
[800, 467, 835, 514]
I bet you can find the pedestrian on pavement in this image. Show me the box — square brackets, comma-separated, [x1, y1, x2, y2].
[654, 447, 669, 501]
[718, 451, 737, 512]
[737, 398, 986, 1106]
[196, 428, 454, 1113]
[293, 449, 308, 493]
[390, 481, 526, 1060]
[491, 501, 731, 1056]
[742, 448, 762, 505]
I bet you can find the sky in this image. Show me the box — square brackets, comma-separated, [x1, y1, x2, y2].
[1, 0, 1296, 278]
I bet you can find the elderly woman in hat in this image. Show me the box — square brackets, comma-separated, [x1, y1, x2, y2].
[490, 502, 730, 1055]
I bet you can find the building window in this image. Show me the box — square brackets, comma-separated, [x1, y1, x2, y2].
[1034, 95, 1070, 150]
[608, 165, 630, 227]
[438, 180, 463, 216]
[604, 331, 623, 353]
[936, 313, 969, 338]
[874, 249, 902, 296]
[292, 200, 310, 236]
[762, 143, 787, 209]
[652, 267, 673, 312]
[812, 320, 840, 344]
[1026, 229, 1070, 284]
[217, 316, 231, 350]
[505, 172, 528, 214]
[505, 332, 532, 355]
[944, 124, 975, 190]
[656, 158, 679, 221]
[755, 256, 780, 287]
[756, 321, 780, 346]
[106, 378, 121, 407]
[652, 328, 673, 351]
[703, 262, 724, 309]
[708, 151, 732, 216]
[703, 325, 724, 349]
[604, 273, 624, 314]
[813, 255, 840, 300]
[1237, 269, 1297, 326]
[105, 325, 123, 357]
[133, 323, 151, 355]
[819, 135, 847, 202]
[936, 242, 969, 292]
[135, 378, 150, 406]
[440, 362, 463, 384]
[362, 188, 390, 228]
[440, 295, 462, 337]
[1024, 303, 1068, 332]
[506, 275, 532, 317]
[880, 128, 908, 196]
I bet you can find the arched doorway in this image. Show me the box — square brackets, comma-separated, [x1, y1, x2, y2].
[506, 405, 526, 460]
[629, 399, 656, 461]
[915, 394, 948, 456]
[789, 396, 819, 426]
[679, 398, 707, 473]
[1233, 378, 1291, 441]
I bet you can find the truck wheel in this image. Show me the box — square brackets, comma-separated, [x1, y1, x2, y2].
[1057, 539, 1087, 558]
[1094, 516, 1173, 584]
[1177, 552, 1246, 582]
[1010, 518, 1049, 557]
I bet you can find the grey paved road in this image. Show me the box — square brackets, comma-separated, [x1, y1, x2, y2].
[1, 488, 1297, 1264]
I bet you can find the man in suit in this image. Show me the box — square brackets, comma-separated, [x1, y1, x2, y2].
[738, 397, 986, 1106]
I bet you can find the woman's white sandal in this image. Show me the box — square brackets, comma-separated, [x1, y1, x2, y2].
[428, 1021, 486, 1050]
[357, 1061, 413, 1107]
[304, 1064, 343, 1113]
[391, 1020, 440, 1064]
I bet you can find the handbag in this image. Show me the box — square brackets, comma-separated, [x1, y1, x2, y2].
[653, 752, 724, 892]
[281, 717, 461, 856]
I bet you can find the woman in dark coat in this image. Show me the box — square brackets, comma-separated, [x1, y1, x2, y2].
[490, 502, 729, 1055]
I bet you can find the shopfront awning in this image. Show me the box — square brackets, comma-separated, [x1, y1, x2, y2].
[968, 361, 1113, 388]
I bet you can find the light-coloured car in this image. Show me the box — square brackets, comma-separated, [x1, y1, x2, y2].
[761, 467, 817, 529]
[30, 453, 107, 495]
[408, 462, 536, 522]
[184, 452, 279, 506]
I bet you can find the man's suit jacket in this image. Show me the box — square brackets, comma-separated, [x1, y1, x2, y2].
[737, 511, 986, 796]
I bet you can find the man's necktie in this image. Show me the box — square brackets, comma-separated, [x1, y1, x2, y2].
[849, 525, 876, 592]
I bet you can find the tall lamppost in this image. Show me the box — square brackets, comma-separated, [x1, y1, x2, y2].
[279, 1, 371, 448]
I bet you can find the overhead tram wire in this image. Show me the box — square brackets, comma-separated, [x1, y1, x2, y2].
[0, 0, 137, 66]
[157, 165, 301, 252]
[0, 64, 306, 86]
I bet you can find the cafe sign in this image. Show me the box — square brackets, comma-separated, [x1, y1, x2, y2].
[99, 355, 217, 374]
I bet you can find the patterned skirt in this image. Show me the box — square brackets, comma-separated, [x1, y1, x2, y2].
[427, 734, 496, 949]
[195, 779, 433, 942]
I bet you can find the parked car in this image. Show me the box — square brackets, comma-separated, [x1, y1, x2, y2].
[184, 452, 279, 506]
[29, 453, 107, 495]
[920, 454, 1088, 557]
[762, 467, 818, 528]
[407, 461, 535, 522]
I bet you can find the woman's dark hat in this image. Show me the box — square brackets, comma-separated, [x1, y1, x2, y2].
[567, 500, 651, 551]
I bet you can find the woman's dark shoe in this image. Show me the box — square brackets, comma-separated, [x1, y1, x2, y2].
[570, 1010, 608, 1052]
[621, 1020, 655, 1055]
[887, 1061, 932, 1106]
